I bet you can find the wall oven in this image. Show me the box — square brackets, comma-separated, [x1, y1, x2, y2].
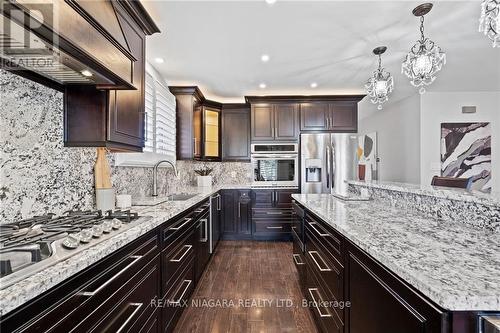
[251, 143, 299, 187]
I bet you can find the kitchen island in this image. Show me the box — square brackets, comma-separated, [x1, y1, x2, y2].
[292, 181, 500, 333]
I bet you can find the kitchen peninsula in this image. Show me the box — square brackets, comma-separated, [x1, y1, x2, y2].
[291, 180, 500, 332]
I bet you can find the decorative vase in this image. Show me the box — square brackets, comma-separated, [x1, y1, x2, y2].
[358, 164, 366, 181]
[197, 175, 212, 187]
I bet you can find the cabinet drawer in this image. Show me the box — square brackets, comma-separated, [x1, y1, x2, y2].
[305, 215, 343, 264]
[306, 266, 343, 333]
[306, 234, 344, 324]
[163, 216, 195, 253]
[90, 256, 161, 333]
[254, 221, 291, 233]
[162, 232, 195, 291]
[161, 258, 195, 333]
[252, 208, 293, 220]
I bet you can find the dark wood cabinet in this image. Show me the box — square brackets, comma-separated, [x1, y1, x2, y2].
[330, 102, 358, 132]
[170, 87, 222, 161]
[250, 103, 299, 142]
[222, 104, 251, 161]
[298, 208, 448, 333]
[300, 102, 330, 131]
[252, 189, 298, 240]
[62, 1, 158, 152]
[221, 190, 252, 240]
[300, 99, 361, 133]
[251, 104, 275, 141]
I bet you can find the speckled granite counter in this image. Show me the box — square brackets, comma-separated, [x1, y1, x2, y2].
[0, 185, 251, 316]
[348, 180, 500, 231]
[292, 193, 500, 311]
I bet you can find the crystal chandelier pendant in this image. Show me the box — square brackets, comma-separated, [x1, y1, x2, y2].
[479, 0, 500, 47]
[365, 46, 394, 110]
[402, 3, 446, 94]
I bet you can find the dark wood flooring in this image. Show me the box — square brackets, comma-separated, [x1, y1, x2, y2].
[174, 241, 318, 333]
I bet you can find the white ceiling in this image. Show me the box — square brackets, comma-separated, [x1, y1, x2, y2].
[141, 0, 500, 111]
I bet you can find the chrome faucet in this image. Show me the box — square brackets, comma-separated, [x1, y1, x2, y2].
[152, 160, 178, 197]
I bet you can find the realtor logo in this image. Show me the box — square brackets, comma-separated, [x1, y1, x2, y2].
[1, 1, 57, 70]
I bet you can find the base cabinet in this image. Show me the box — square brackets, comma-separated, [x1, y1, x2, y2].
[221, 190, 252, 240]
[296, 208, 450, 333]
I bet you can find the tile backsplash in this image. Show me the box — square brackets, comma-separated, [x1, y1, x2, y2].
[0, 70, 251, 222]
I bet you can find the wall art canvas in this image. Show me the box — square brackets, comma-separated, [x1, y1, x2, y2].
[356, 132, 378, 181]
[441, 122, 491, 193]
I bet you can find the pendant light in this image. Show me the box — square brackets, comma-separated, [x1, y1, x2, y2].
[365, 46, 394, 110]
[479, 0, 500, 47]
[402, 3, 446, 94]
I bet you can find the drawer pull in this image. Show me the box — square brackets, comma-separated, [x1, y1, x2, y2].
[292, 254, 305, 265]
[308, 288, 332, 318]
[79, 255, 142, 297]
[266, 226, 283, 229]
[169, 218, 192, 231]
[168, 280, 192, 305]
[170, 245, 193, 262]
[116, 303, 143, 333]
[200, 218, 208, 242]
[308, 221, 330, 237]
[308, 251, 332, 272]
[266, 211, 284, 215]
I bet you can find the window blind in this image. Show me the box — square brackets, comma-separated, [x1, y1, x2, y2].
[154, 79, 176, 158]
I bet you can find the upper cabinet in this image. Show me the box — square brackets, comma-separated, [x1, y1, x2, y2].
[249, 102, 299, 142]
[222, 104, 251, 161]
[64, 1, 158, 152]
[300, 97, 365, 133]
[170, 87, 222, 161]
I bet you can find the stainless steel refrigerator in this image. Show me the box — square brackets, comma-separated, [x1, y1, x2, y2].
[301, 133, 358, 196]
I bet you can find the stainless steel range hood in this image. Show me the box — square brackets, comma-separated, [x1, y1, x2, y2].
[0, 0, 158, 90]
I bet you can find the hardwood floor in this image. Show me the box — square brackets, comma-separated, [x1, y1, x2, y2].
[174, 241, 318, 333]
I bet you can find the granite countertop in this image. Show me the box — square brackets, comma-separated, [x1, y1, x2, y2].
[348, 180, 500, 208]
[292, 193, 500, 311]
[0, 184, 250, 316]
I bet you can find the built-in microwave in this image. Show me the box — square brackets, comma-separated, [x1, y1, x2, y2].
[251, 143, 299, 187]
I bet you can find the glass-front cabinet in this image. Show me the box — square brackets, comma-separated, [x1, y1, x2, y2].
[193, 104, 221, 161]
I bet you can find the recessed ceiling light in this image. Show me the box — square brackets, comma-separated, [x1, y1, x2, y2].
[259, 83, 267, 89]
[154, 57, 164, 64]
[261, 54, 270, 62]
[310, 82, 318, 88]
[265, 0, 277, 4]
[80, 69, 92, 77]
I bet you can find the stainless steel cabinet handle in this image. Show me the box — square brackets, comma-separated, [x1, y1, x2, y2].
[293, 254, 305, 265]
[238, 202, 241, 218]
[168, 280, 192, 305]
[79, 255, 142, 297]
[116, 303, 143, 333]
[169, 218, 192, 231]
[266, 226, 283, 229]
[217, 194, 221, 211]
[170, 245, 193, 262]
[308, 288, 332, 318]
[308, 221, 330, 237]
[266, 211, 284, 215]
[200, 218, 208, 242]
[193, 138, 197, 155]
[308, 251, 332, 272]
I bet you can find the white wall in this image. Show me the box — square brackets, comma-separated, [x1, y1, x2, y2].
[420, 92, 500, 191]
[358, 94, 421, 184]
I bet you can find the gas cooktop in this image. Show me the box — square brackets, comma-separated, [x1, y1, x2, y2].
[0, 210, 151, 289]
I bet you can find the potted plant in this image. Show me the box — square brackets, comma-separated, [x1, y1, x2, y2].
[194, 167, 213, 187]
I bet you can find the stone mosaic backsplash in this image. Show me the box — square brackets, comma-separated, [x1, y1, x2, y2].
[0, 70, 251, 222]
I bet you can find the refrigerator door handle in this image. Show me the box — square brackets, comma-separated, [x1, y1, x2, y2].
[331, 143, 336, 189]
[325, 145, 330, 189]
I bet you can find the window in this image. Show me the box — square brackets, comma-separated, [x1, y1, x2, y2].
[115, 65, 176, 167]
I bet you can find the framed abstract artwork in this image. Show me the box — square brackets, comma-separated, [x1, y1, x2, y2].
[440, 122, 491, 193]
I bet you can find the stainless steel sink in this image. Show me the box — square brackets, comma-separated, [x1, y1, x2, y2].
[166, 193, 198, 201]
[133, 193, 198, 206]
